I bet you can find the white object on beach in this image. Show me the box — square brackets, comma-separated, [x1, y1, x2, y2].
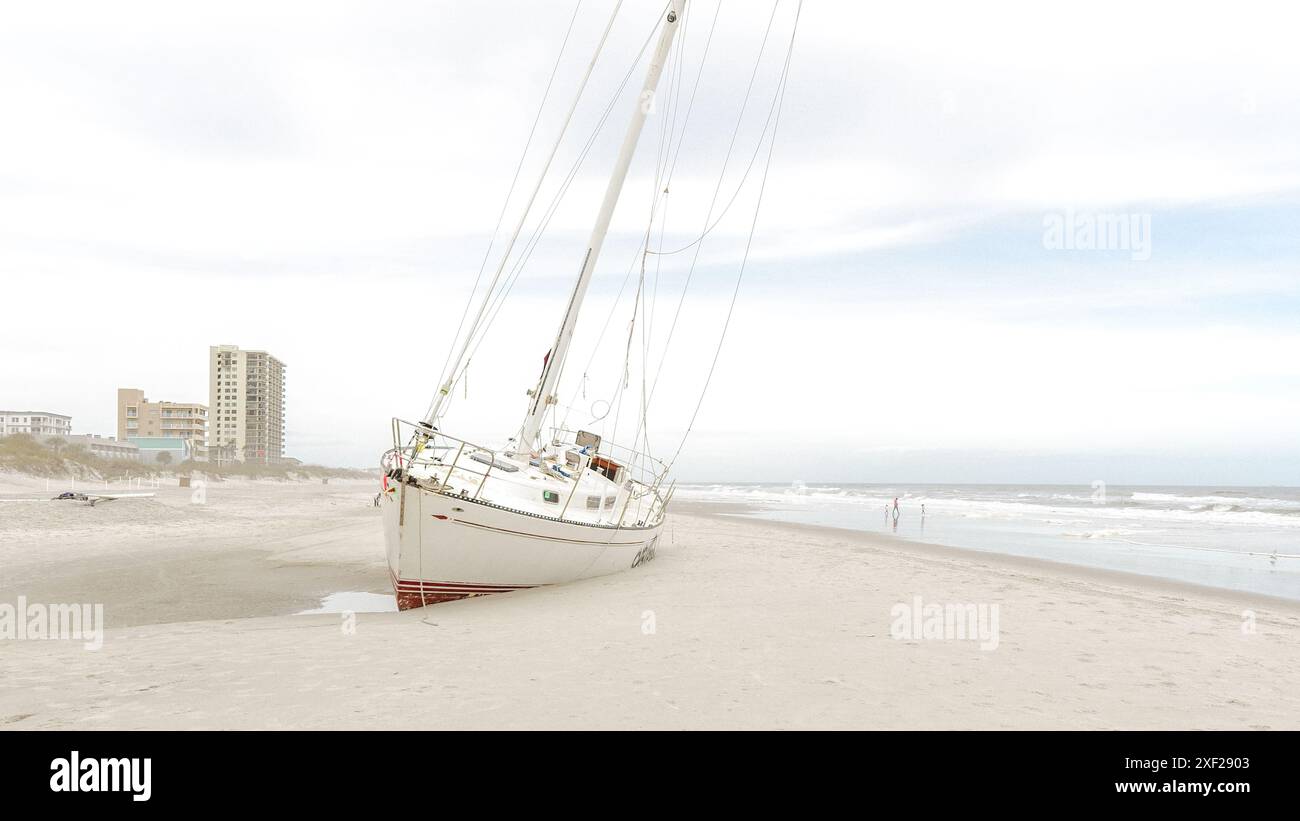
[379, 1, 692, 610]
[1, 492, 157, 505]
[380, 0, 799, 609]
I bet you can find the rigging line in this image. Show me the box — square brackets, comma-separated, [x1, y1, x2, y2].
[628, 227, 660, 468]
[549, 6, 683, 444]
[496, 4, 670, 295]
[558, 235, 648, 430]
[645, 0, 692, 359]
[426, 0, 627, 426]
[451, 8, 667, 398]
[622, 260, 644, 396]
[642, 73, 779, 259]
[567, 4, 699, 463]
[666, 0, 801, 473]
[560, 19, 681, 437]
[481, 5, 669, 320]
[646, 0, 723, 348]
[613, 1, 718, 536]
[641, 152, 675, 460]
[457, 87, 653, 435]
[527, 3, 670, 449]
[459, 11, 663, 354]
[642, 224, 660, 465]
[646, 108, 675, 346]
[645, 9, 679, 233]
[607, 305, 632, 467]
[635, 23, 688, 462]
[592, 263, 660, 461]
[619, 6, 691, 449]
[639, 8, 681, 397]
[650, 3, 682, 202]
[510, 233, 645, 443]
[557, 65, 670, 434]
[446, 9, 646, 432]
[643, 1, 720, 379]
[487, 48, 654, 336]
[610, 242, 658, 473]
[425, 0, 585, 422]
[663, 0, 723, 192]
[646, 0, 781, 406]
[436, 16, 665, 436]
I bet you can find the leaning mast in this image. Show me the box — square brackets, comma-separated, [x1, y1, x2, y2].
[519, 0, 686, 451]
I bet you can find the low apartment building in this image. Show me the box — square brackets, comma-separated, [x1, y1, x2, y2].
[59, 434, 140, 460]
[0, 410, 72, 437]
[117, 388, 208, 461]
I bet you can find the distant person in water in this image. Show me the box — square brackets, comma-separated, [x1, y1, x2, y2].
[892, 497, 900, 520]
[921, 503, 926, 517]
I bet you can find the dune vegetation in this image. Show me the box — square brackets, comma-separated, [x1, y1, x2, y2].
[0, 434, 370, 481]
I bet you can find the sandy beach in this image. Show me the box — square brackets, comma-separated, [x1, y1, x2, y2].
[3, 476, 1299, 730]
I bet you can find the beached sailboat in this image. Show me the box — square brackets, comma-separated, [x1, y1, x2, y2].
[380, 0, 796, 608]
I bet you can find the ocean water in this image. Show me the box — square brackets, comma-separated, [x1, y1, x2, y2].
[676, 483, 1300, 600]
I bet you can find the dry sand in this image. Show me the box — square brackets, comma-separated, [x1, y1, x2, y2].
[2, 476, 1299, 729]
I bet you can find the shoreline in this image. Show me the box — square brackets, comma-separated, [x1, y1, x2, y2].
[673, 500, 1300, 614]
[672, 483, 1300, 603]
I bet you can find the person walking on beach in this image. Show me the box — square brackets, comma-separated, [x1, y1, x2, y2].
[892, 497, 900, 521]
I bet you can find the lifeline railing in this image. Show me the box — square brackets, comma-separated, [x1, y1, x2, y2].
[549, 427, 670, 490]
[381, 417, 673, 526]
[382, 418, 504, 502]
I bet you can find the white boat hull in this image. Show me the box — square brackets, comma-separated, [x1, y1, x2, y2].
[381, 478, 662, 609]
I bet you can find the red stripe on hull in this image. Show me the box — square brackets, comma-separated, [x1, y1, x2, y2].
[389, 570, 536, 610]
[395, 588, 478, 609]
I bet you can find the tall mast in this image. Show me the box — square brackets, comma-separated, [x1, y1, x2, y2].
[519, 0, 686, 451]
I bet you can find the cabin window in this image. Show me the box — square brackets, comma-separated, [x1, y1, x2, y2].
[586, 495, 601, 509]
[543, 490, 560, 504]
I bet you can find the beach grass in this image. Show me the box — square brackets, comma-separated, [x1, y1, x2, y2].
[0, 433, 370, 482]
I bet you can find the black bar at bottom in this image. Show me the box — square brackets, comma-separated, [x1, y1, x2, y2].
[3, 730, 1287, 807]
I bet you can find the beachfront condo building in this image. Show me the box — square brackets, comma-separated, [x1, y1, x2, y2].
[208, 345, 287, 465]
[0, 410, 72, 437]
[117, 388, 209, 461]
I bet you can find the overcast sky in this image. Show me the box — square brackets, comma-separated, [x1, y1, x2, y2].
[2, 0, 1298, 484]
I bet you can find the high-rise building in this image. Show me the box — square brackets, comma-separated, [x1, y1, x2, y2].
[208, 345, 286, 464]
[116, 388, 208, 461]
[0, 410, 71, 437]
